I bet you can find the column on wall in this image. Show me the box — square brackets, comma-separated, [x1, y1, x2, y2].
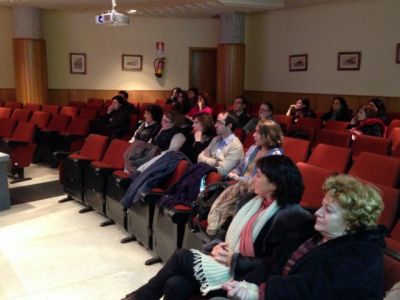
[12, 7, 48, 104]
[217, 12, 245, 105]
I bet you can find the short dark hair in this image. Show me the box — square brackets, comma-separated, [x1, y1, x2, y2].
[223, 111, 238, 131]
[112, 95, 125, 105]
[299, 97, 310, 110]
[369, 98, 386, 115]
[235, 95, 247, 106]
[118, 90, 129, 101]
[145, 104, 163, 123]
[256, 155, 304, 206]
[188, 87, 199, 96]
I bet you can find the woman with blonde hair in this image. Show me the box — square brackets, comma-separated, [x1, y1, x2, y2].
[222, 174, 386, 300]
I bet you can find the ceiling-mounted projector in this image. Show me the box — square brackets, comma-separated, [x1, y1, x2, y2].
[96, 0, 129, 26]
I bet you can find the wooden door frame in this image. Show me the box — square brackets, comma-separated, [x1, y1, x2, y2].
[188, 47, 217, 89]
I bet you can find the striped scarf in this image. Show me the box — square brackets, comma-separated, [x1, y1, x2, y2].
[191, 197, 279, 295]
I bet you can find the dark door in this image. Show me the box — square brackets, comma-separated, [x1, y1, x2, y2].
[189, 47, 217, 103]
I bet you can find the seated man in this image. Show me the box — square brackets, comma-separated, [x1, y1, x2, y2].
[231, 96, 250, 128]
[198, 111, 244, 176]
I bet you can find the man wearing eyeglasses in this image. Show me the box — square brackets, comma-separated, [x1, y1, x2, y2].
[198, 111, 244, 176]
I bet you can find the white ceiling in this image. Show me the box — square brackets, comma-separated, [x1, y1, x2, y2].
[0, 0, 333, 17]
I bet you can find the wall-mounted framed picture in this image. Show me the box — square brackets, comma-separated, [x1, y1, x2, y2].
[289, 54, 308, 72]
[337, 52, 361, 71]
[69, 53, 86, 74]
[396, 43, 400, 64]
[122, 54, 143, 71]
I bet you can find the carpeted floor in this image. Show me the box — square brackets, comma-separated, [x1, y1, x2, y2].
[9, 180, 64, 204]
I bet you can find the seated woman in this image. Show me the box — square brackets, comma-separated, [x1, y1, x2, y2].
[347, 104, 385, 138]
[320, 96, 351, 123]
[165, 87, 181, 105]
[182, 112, 216, 163]
[207, 119, 284, 235]
[221, 174, 385, 300]
[128, 104, 163, 143]
[107, 95, 131, 138]
[152, 110, 186, 152]
[186, 93, 213, 120]
[368, 98, 388, 124]
[243, 102, 274, 134]
[286, 97, 316, 123]
[121, 155, 314, 300]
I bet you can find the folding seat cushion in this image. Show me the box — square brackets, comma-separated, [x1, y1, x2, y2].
[0, 118, 17, 138]
[307, 143, 351, 173]
[84, 139, 131, 215]
[282, 136, 310, 163]
[314, 129, 351, 148]
[348, 152, 400, 188]
[297, 162, 335, 211]
[42, 104, 60, 115]
[10, 108, 31, 122]
[23, 103, 42, 112]
[323, 120, 350, 131]
[0, 107, 12, 118]
[351, 135, 391, 160]
[62, 134, 109, 202]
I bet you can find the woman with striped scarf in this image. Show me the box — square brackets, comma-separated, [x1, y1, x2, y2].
[121, 155, 314, 300]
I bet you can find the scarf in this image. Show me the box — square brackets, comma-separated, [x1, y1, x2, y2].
[191, 197, 279, 295]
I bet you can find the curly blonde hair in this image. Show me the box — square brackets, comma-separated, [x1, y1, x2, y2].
[323, 175, 383, 231]
[257, 119, 283, 149]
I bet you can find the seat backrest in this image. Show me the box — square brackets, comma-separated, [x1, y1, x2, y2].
[10, 108, 32, 122]
[273, 114, 293, 133]
[79, 134, 110, 161]
[0, 107, 12, 118]
[79, 108, 98, 120]
[0, 118, 17, 138]
[30, 111, 51, 129]
[23, 103, 42, 112]
[314, 129, 351, 148]
[42, 104, 60, 115]
[283, 136, 310, 163]
[64, 117, 90, 136]
[212, 103, 225, 119]
[10, 121, 36, 143]
[372, 183, 399, 232]
[5, 101, 22, 109]
[290, 125, 316, 142]
[68, 101, 85, 108]
[348, 152, 400, 188]
[307, 143, 351, 173]
[60, 106, 80, 119]
[87, 98, 104, 105]
[233, 128, 246, 142]
[243, 130, 255, 151]
[387, 119, 400, 138]
[101, 139, 131, 169]
[297, 162, 335, 210]
[324, 120, 350, 131]
[351, 135, 391, 159]
[45, 113, 71, 132]
[129, 114, 138, 132]
[390, 127, 400, 157]
[297, 117, 323, 130]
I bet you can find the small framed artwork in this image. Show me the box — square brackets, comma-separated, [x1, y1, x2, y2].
[396, 43, 400, 64]
[122, 54, 143, 71]
[337, 52, 361, 70]
[289, 54, 308, 72]
[69, 53, 86, 74]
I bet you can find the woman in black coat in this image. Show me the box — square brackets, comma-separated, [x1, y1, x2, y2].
[320, 96, 351, 123]
[121, 155, 314, 300]
[221, 174, 385, 300]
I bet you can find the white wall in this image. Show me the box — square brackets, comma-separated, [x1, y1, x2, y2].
[245, 0, 400, 96]
[42, 11, 219, 90]
[0, 7, 15, 88]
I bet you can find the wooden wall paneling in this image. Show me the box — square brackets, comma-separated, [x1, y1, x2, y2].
[48, 89, 69, 105]
[387, 97, 400, 113]
[0, 89, 17, 102]
[315, 94, 333, 113]
[141, 90, 165, 103]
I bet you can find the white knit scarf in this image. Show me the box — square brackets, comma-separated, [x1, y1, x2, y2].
[191, 196, 278, 295]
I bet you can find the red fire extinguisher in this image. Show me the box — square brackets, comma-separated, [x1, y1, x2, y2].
[154, 57, 165, 78]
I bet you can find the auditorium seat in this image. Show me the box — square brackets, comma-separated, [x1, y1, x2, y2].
[233, 127, 246, 142]
[242, 130, 255, 151]
[4, 101, 22, 109]
[283, 136, 310, 163]
[323, 120, 350, 131]
[273, 114, 293, 133]
[61, 134, 109, 204]
[0, 107, 12, 118]
[55, 117, 90, 152]
[387, 119, 400, 138]
[126, 159, 190, 255]
[348, 152, 400, 188]
[23, 103, 42, 112]
[314, 129, 351, 148]
[84, 139, 130, 215]
[390, 127, 400, 157]
[78, 107, 98, 120]
[0, 118, 17, 138]
[297, 162, 335, 211]
[60, 105, 80, 119]
[42, 104, 60, 115]
[351, 135, 391, 160]
[29, 111, 52, 130]
[68, 101, 85, 108]
[10, 108, 32, 122]
[307, 143, 351, 173]
[383, 253, 400, 293]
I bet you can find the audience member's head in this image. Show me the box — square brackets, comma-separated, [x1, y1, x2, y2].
[255, 119, 283, 149]
[197, 93, 209, 108]
[215, 111, 238, 137]
[188, 87, 199, 100]
[118, 90, 129, 102]
[368, 98, 386, 117]
[162, 110, 183, 130]
[145, 104, 163, 123]
[258, 102, 274, 119]
[233, 96, 247, 114]
[170, 87, 182, 99]
[111, 95, 125, 110]
[331, 96, 349, 113]
[193, 112, 216, 137]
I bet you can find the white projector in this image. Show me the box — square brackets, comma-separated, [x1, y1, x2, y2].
[96, 11, 129, 26]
